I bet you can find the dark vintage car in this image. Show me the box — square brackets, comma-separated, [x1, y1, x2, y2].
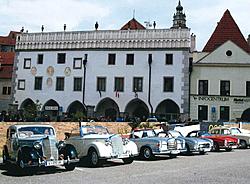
[187, 130, 239, 152]
[2, 124, 79, 171]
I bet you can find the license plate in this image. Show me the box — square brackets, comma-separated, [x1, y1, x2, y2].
[170, 150, 180, 154]
[45, 160, 64, 167]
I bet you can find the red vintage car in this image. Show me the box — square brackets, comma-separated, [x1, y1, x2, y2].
[187, 130, 239, 152]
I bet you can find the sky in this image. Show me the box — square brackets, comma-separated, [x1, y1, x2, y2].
[0, 0, 250, 51]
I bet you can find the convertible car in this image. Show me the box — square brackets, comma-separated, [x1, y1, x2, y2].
[130, 128, 186, 160]
[209, 126, 250, 149]
[64, 124, 138, 167]
[187, 130, 239, 152]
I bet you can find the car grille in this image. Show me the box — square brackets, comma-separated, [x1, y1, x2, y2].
[111, 135, 124, 156]
[42, 137, 58, 160]
[167, 140, 177, 150]
[228, 142, 237, 146]
[199, 143, 210, 148]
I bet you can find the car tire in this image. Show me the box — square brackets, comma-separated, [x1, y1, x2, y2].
[140, 147, 154, 160]
[240, 140, 247, 149]
[199, 151, 206, 155]
[65, 163, 76, 171]
[88, 149, 102, 167]
[225, 147, 232, 152]
[213, 142, 220, 152]
[185, 144, 192, 155]
[122, 158, 134, 164]
[169, 154, 177, 159]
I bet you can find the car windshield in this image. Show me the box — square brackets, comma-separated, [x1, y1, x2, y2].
[81, 126, 109, 135]
[18, 126, 55, 137]
[230, 128, 241, 134]
[133, 130, 156, 138]
[169, 131, 183, 138]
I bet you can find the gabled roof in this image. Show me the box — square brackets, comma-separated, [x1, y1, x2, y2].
[202, 10, 250, 53]
[0, 31, 18, 45]
[120, 18, 146, 30]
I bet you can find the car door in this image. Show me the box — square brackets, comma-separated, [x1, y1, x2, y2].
[7, 127, 18, 160]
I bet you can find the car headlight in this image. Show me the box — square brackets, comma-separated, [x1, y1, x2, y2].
[57, 141, 66, 148]
[34, 141, 42, 150]
[105, 138, 112, 146]
[123, 138, 130, 145]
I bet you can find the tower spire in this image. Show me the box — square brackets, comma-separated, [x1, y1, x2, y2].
[171, 0, 187, 29]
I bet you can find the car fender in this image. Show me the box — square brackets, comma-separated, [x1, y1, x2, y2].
[124, 141, 138, 155]
[88, 142, 112, 158]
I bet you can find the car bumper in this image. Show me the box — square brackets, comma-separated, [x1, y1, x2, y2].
[153, 149, 180, 155]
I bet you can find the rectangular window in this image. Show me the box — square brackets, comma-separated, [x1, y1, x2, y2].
[73, 58, 82, 69]
[114, 77, 124, 92]
[198, 105, 208, 121]
[133, 77, 143, 92]
[246, 81, 250, 97]
[56, 77, 65, 91]
[7, 87, 11, 95]
[198, 80, 208, 95]
[2, 87, 7, 95]
[97, 77, 106, 92]
[165, 54, 173, 65]
[220, 106, 230, 122]
[108, 54, 116, 65]
[34, 77, 43, 90]
[126, 54, 134, 65]
[37, 54, 43, 64]
[57, 53, 66, 64]
[18, 80, 25, 90]
[220, 80, 230, 96]
[24, 58, 31, 69]
[73, 77, 82, 91]
[163, 77, 174, 92]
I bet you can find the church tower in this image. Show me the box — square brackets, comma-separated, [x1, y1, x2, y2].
[171, 0, 187, 29]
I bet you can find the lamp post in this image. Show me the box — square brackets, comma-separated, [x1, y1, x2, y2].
[148, 54, 153, 116]
[82, 54, 88, 106]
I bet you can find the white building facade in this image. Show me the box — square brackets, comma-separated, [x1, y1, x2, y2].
[13, 2, 191, 121]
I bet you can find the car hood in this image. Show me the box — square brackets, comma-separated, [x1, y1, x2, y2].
[83, 134, 117, 139]
[184, 137, 209, 144]
[18, 135, 55, 147]
[203, 135, 238, 142]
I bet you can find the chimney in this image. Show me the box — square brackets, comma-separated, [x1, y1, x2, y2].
[190, 33, 196, 52]
[247, 34, 250, 46]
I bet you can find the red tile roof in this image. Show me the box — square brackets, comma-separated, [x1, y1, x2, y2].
[0, 31, 18, 45]
[0, 52, 15, 65]
[0, 65, 13, 79]
[121, 18, 146, 30]
[203, 10, 250, 53]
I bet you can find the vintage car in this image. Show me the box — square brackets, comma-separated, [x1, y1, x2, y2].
[187, 130, 239, 152]
[166, 130, 213, 155]
[209, 126, 250, 148]
[64, 124, 138, 167]
[2, 124, 79, 171]
[130, 128, 185, 160]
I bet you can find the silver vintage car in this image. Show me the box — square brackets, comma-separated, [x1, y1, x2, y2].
[64, 124, 138, 167]
[130, 128, 186, 160]
[167, 130, 213, 155]
[2, 124, 79, 171]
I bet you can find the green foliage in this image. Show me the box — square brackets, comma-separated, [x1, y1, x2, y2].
[72, 111, 86, 122]
[23, 100, 42, 121]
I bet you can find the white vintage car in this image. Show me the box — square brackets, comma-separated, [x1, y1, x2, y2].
[64, 124, 138, 167]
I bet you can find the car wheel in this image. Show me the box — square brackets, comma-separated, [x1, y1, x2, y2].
[65, 163, 76, 171]
[88, 149, 101, 167]
[240, 140, 247, 149]
[213, 142, 220, 152]
[122, 158, 134, 164]
[185, 144, 192, 155]
[169, 154, 177, 159]
[141, 147, 153, 160]
[225, 147, 232, 152]
[199, 151, 206, 155]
